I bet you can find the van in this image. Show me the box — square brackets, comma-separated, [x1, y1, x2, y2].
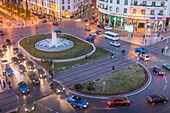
[104, 31, 119, 41]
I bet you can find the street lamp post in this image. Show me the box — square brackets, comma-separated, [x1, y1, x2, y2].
[136, 11, 139, 31]
[144, 21, 148, 46]
[25, 20, 29, 45]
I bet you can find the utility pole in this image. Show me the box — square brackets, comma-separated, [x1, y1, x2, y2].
[144, 21, 148, 46]
[25, 20, 29, 45]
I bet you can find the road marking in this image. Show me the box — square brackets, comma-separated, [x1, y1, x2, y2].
[37, 103, 53, 111]
[93, 107, 116, 110]
[152, 56, 164, 63]
[161, 75, 168, 93]
[56, 98, 68, 103]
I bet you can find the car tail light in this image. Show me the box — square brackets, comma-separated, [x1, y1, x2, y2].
[150, 99, 153, 101]
[159, 72, 162, 74]
[163, 72, 165, 74]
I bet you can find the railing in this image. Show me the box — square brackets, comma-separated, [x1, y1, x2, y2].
[131, 4, 167, 7]
[98, 0, 108, 2]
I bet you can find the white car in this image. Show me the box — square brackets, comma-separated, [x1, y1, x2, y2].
[1, 58, 9, 66]
[140, 54, 150, 61]
[104, 26, 112, 30]
[110, 41, 120, 47]
[89, 32, 96, 37]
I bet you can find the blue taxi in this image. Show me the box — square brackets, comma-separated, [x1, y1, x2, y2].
[18, 81, 29, 94]
[67, 96, 88, 108]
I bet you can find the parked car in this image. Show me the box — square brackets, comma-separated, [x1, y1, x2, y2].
[135, 47, 147, 53]
[1, 44, 7, 51]
[17, 53, 25, 60]
[54, 29, 61, 33]
[86, 37, 95, 41]
[104, 26, 112, 30]
[27, 71, 40, 84]
[0, 30, 4, 36]
[147, 94, 168, 105]
[89, 32, 96, 37]
[92, 13, 98, 18]
[18, 81, 29, 94]
[5, 66, 14, 76]
[0, 49, 4, 56]
[107, 96, 130, 106]
[11, 57, 20, 64]
[140, 54, 150, 61]
[67, 96, 88, 108]
[24, 96, 35, 112]
[49, 81, 65, 93]
[110, 41, 120, 47]
[4, 39, 12, 45]
[151, 66, 165, 75]
[38, 15, 45, 19]
[77, 15, 82, 18]
[13, 47, 20, 54]
[162, 63, 170, 70]
[96, 31, 102, 35]
[18, 64, 27, 73]
[1, 58, 9, 66]
[85, 22, 89, 26]
[26, 60, 35, 70]
[35, 67, 47, 78]
[97, 24, 104, 28]
[85, 26, 91, 31]
[53, 22, 59, 26]
[42, 19, 47, 23]
[90, 20, 95, 24]
[84, 19, 88, 22]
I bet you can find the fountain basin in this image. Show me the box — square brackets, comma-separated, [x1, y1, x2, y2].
[35, 38, 74, 52]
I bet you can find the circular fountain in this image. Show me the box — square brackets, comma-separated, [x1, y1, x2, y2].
[35, 31, 74, 52]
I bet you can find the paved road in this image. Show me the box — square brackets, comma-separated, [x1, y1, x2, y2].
[0, 8, 170, 113]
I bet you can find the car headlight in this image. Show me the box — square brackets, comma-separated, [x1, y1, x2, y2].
[40, 74, 42, 77]
[63, 88, 65, 90]
[33, 80, 35, 82]
[25, 108, 28, 111]
[57, 89, 60, 92]
[32, 106, 34, 110]
[28, 89, 29, 92]
[22, 91, 25, 92]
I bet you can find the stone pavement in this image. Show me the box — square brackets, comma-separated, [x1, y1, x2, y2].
[54, 55, 135, 88]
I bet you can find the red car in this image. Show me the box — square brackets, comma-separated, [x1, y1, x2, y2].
[107, 96, 130, 106]
[1, 44, 7, 51]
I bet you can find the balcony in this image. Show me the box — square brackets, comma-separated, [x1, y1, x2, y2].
[97, 5, 108, 10]
[131, 4, 167, 8]
[98, 0, 108, 3]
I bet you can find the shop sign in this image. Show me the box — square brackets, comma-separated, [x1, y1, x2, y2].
[123, 24, 134, 33]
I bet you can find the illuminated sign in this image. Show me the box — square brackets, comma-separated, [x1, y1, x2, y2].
[123, 24, 134, 33]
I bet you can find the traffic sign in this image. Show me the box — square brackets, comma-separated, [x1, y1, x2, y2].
[103, 81, 106, 85]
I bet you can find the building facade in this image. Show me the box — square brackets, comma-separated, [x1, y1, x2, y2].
[23, 0, 90, 19]
[97, 0, 170, 32]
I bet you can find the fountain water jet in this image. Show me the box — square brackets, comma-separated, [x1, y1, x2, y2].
[35, 31, 74, 52]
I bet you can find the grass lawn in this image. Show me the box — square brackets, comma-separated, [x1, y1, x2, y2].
[20, 34, 93, 60]
[0, 10, 15, 21]
[71, 64, 145, 94]
[39, 47, 112, 73]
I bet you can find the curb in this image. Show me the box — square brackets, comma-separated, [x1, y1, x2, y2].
[66, 62, 152, 99]
[18, 33, 96, 62]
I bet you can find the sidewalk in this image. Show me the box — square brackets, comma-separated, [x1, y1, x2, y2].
[0, 7, 39, 28]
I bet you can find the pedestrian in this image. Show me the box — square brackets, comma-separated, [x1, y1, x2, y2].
[165, 28, 167, 32]
[85, 54, 88, 59]
[3, 81, 5, 88]
[161, 37, 163, 41]
[143, 35, 145, 39]
[131, 33, 133, 38]
[112, 65, 115, 70]
[51, 73, 53, 79]
[111, 53, 114, 58]
[0, 79, 1, 84]
[162, 48, 164, 53]
[157, 32, 160, 37]
[8, 81, 11, 88]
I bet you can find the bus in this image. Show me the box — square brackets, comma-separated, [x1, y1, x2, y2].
[104, 31, 119, 41]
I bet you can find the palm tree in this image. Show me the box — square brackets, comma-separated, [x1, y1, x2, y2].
[25, 0, 30, 19]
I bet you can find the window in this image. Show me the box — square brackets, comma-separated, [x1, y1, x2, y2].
[161, 2, 165, 7]
[68, 0, 70, 4]
[116, 7, 119, 12]
[134, 1, 137, 5]
[159, 10, 163, 15]
[110, 0, 112, 3]
[152, 2, 156, 6]
[124, 8, 127, 13]
[150, 10, 154, 15]
[124, 0, 128, 5]
[133, 9, 137, 14]
[62, 0, 64, 4]
[62, 6, 64, 10]
[109, 6, 112, 11]
[117, 0, 120, 4]
[68, 5, 70, 10]
[143, 1, 147, 5]
[140, 10, 146, 15]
